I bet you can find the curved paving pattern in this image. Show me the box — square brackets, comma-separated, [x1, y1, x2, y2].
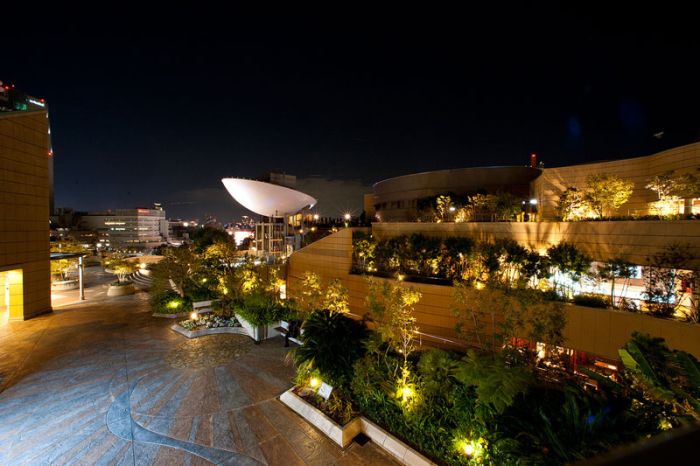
[166, 334, 254, 369]
[0, 292, 398, 465]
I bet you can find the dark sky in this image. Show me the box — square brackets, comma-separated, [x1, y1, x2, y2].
[3, 5, 699, 221]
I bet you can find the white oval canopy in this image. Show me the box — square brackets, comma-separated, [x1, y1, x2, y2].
[222, 178, 317, 217]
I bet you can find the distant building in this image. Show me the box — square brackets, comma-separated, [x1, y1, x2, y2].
[167, 219, 197, 245]
[80, 208, 168, 251]
[222, 174, 317, 257]
[1, 82, 52, 320]
[372, 143, 700, 222]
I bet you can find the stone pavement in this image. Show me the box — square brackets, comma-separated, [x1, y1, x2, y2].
[0, 292, 397, 465]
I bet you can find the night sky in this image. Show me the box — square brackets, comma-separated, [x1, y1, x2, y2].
[3, 6, 698, 221]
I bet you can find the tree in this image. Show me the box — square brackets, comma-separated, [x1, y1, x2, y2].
[452, 283, 566, 354]
[238, 236, 253, 251]
[547, 243, 592, 298]
[151, 246, 202, 297]
[434, 195, 453, 222]
[295, 271, 324, 317]
[190, 226, 232, 252]
[407, 233, 441, 276]
[558, 187, 589, 221]
[365, 278, 421, 390]
[468, 194, 496, 221]
[105, 253, 137, 284]
[643, 243, 694, 318]
[597, 259, 637, 309]
[675, 173, 700, 198]
[352, 231, 376, 271]
[618, 332, 700, 422]
[583, 174, 634, 218]
[646, 171, 676, 201]
[50, 240, 88, 281]
[322, 279, 350, 314]
[494, 191, 521, 221]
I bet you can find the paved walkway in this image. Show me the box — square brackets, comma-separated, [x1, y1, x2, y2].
[0, 292, 396, 465]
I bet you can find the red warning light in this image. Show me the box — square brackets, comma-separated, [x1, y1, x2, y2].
[530, 153, 537, 168]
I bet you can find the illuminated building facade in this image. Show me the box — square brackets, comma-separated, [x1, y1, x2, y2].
[0, 83, 52, 320]
[373, 142, 700, 222]
[80, 208, 168, 251]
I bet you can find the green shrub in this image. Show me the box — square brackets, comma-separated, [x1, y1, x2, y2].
[150, 290, 191, 314]
[573, 293, 609, 308]
[293, 312, 368, 388]
[234, 293, 289, 326]
[187, 285, 219, 302]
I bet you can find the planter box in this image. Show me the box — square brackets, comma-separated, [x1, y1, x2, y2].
[279, 388, 436, 465]
[279, 389, 362, 448]
[107, 283, 135, 297]
[51, 279, 79, 291]
[360, 417, 436, 466]
[235, 313, 281, 342]
[170, 324, 248, 339]
[152, 309, 212, 319]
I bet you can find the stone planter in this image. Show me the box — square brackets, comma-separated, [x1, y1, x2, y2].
[152, 309, 212, 319]
[279, 389, 362, 448]
[235, 313, 281, 342]
[279, 388, 436, 465]
[51, 279, 79, 291]
[359, 417, 436, 466]
[107, 282, 135, 297]
[170, 324, 248, 339]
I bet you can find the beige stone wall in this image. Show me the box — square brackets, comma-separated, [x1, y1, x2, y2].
[372, 221, 700, 268]
[0, 111, 51, 319]
[287, 228, 700, 360]
[534, 142, 700, 220]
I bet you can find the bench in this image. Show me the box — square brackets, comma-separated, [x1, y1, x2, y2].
[192, 299, 219, 314]
[275, 320, 303, 347]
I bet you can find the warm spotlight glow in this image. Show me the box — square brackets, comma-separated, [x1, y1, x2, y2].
[309, 377, 320, 388]
[456, 437, 485, 459]
[475, 281, 485, 290]
[167, 300, 181, 309]
[397, 274, 405, 281]
[463, 443, 475, 456]
[399, 385, 415, 403]
[190, 312, 198, 320]
[313, 214, 320, 220]
[344, 213, 351, 220]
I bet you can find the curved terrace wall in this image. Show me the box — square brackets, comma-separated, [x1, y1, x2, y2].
[534, 142, 700, 220]
[287, 227, 700, 360]
[372, 220, 700, 268]
[373, 166, 542, 222]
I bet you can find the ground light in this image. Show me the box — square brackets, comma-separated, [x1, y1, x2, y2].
[190, 312, 198, 320]
[167, 300, 181, 309]
[309, 377, 320, 388]
[455, 437, 486, 461]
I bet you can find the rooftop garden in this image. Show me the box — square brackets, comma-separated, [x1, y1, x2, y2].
[148, 240, 296, 326]
[352, 231, 699, 324]
[290, 277, 700, 465]
[409, 170, 700, 223]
